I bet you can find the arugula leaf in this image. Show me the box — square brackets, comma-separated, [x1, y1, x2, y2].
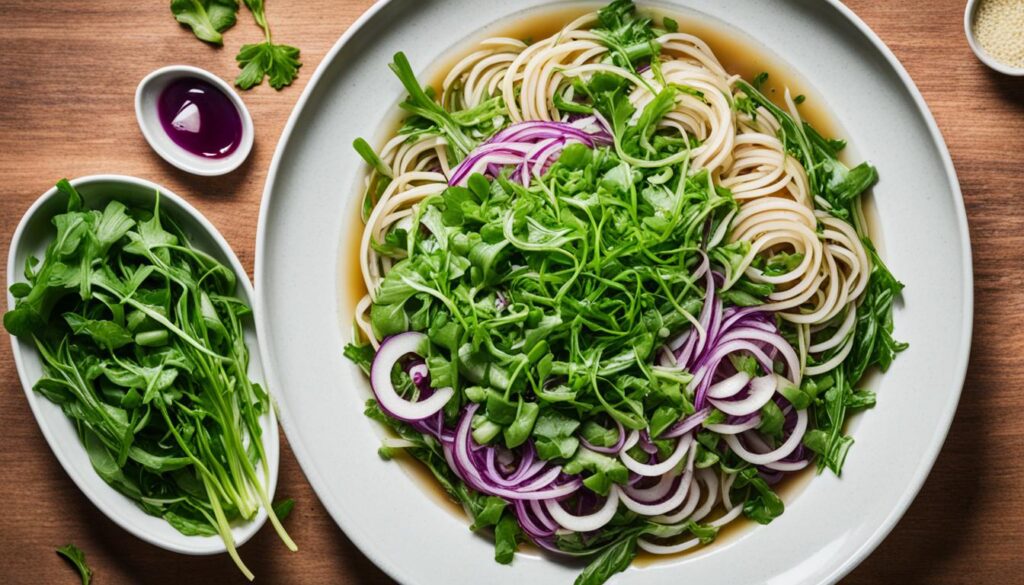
[493, 511, 521, 564]
[236, 41, 302, 90]
[735, 79, 878, 219]
[503, 400, 540, 448]
[343, 342, 375, 375]
[64, 313, 133, 350]
[165, 510, 219, 536]
[574, 533, 638, 585]
[735, 467, 785, 524]
[757, 400, 785, 438]
[171, 0, 239, 44]
[593, 0, 658, 68]
[846, 242, 908, 383]
[579, 421, 621, 448]
[56, 544, 92, 585]
[470, 496, 507, 530]
[532, 411, 581, 460]
[563, 448, 629, 495]
[389, 52, 476, 161]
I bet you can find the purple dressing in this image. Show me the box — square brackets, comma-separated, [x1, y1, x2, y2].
[157, 77, 242, 159]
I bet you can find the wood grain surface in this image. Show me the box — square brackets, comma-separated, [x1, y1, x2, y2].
[0, 1, 1020, 583]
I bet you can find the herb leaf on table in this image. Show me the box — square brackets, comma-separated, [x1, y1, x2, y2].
[170, 0, 239, 45]
[56, 544, 92, 585]
[234, 0, 302, 89]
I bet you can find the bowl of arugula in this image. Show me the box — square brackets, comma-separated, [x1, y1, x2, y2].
[4, 175, 294, 578]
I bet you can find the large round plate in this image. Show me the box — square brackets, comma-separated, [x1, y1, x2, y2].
[254, 1, 972, 583]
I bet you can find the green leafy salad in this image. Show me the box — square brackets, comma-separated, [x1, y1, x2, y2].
[344, 1, 906, 583]
[4, 180, 294, 580]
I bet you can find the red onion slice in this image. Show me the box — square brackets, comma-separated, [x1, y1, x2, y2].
[544, 489, 620, 532]
[449, 120, 612, 187]
[623, 473, 677, 503]
[370, 332, 453, 421]
[709, 374, 778, 417]
[706, 371, 751, 399]
[662, 408, 711, 439]
[637, 535, 702, 555]
[618, 471, 693, 516]
[724, 409, 809, 465]
[620, 432, 693, 477]
[651, 474, 703, 524]
[450, 404, 581, 501]
[705, 415, 762, 435]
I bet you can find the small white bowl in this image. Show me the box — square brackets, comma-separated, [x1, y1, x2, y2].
[135, 66, 255, 175]
[964, 0, 1024, 76]
[6, 175, 279, 555]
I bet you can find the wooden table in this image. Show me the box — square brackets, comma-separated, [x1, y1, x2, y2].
[0, 1, 1020, 583]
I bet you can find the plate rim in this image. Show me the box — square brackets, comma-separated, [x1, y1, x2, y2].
[253, 1, 974, 583]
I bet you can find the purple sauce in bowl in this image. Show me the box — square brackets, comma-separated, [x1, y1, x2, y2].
[157, 78, 243, 159]
[135, 65, 254, 176]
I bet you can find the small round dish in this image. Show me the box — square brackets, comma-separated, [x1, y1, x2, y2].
[135, 66, 256, 176]
[6, 175, 279, 555]
[964, 0, 1024, 76]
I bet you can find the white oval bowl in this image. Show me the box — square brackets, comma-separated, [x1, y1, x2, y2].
[6, 174, 278, 555]
[135, 66, 256, 176]
[255, 1, 972, 584]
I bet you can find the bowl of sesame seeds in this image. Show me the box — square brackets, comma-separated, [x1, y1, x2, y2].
[965, 0, 1024, 75]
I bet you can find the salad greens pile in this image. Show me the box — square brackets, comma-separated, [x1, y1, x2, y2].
[4, 181, 294, 580]
[171, 0, 301, 90]
[346, 1, 904, 583]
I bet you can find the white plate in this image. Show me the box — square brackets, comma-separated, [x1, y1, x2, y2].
[7, 175, 279, 555]
[254, 1, 972, 583]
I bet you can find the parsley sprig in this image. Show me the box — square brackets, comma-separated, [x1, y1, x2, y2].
[170, 0, 302, 90]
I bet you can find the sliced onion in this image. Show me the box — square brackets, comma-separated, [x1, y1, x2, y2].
[620, 433, 693, 477]
[718, 327, 801, 385]
[724, 409, 809, 465]
[528, 499, 559, 533]
[637, 535, 702, 555]
[709, 374, 777, 417]
[688, 469, 721, 522]
[370, 332, 453, 421]
[618, 472, 693, 516]
[449, 120, 612, 187]
[706, 371, 751, 399]
[514, 500, 556, 539]
[763, 458, 811, 472]
[450, 404, 581, 501]
[651, 476, 702, 524]
[623, 473, 676, 503]
[663, 408, 710, 439]
[708, 504, 745, 527]
[705, 415, 761, 435]
[545, 489, 620, 532]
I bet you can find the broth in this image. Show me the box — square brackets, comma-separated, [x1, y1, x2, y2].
[338, 0, 879, 556]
